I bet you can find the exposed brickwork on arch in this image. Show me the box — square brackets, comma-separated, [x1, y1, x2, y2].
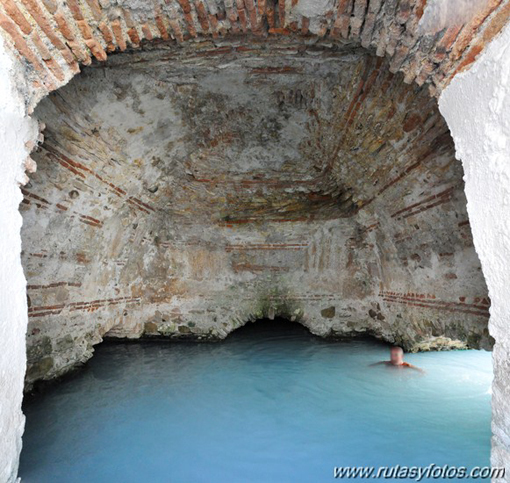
[0, 0, 509, 106]
[20, 40, 491, 387]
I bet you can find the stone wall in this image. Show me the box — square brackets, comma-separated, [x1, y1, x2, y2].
[439, 21, 510, 482]
[21, 39, 490, 389]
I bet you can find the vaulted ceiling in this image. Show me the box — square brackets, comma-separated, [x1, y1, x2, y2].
[32, 40, 451, 223]
[11, 0, 499, 385]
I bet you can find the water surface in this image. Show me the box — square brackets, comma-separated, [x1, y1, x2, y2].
[20, 319, 492, 482]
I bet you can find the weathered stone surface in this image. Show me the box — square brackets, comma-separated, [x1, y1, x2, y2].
[0, 36, 39, 483]
[21, 39, 490, 389]
[321, 306, 336, 319]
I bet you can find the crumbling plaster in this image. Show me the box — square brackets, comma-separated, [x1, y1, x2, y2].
[439, 20, 510, 482]
[20, 40, 490, 391]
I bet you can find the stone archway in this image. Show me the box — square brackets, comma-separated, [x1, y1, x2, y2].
[1, 1, 510, 481]
[1, 0, 508, 108]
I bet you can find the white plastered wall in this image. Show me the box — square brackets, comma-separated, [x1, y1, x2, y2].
[439, 22, 510, 481]
[0, 38, 38, 482]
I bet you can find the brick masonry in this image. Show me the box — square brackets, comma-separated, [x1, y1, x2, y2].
[20, 39, 491, 388]
[0, 2, 507, 481]
[0, 0, 508, 108]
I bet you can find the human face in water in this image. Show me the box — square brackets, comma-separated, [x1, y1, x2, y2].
[390, 347, 404, 365]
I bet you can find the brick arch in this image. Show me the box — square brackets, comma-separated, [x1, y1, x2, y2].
[1, 0, 505, 390]
[0, 0, 509, 109]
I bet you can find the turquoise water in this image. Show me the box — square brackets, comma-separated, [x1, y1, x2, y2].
[20, 319, 492, 482]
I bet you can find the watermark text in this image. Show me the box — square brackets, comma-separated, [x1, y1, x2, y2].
[333, 464, 505, 480]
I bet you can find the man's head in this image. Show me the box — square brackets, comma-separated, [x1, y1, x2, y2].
[389, 346, 404, 365]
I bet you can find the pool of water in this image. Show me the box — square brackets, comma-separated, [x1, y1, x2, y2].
[20, 319, 492, 482]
